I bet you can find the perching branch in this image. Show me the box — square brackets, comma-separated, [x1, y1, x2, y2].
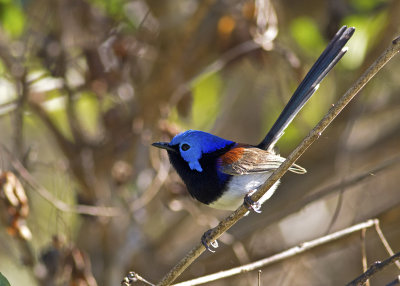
[157, 35, 400, 286]
[172, 219, 377, 286]
[346, 251, 400, 286]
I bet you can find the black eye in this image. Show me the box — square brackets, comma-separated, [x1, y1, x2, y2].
[181, 144, 190, 151]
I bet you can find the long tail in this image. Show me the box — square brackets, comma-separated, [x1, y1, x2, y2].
[258, 26, 355, 151]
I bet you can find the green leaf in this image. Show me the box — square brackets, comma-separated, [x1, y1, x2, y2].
[350, 0, 388, 12]
[89, 0, 125, 18]
[0, 3, 25, 37]
[191, 72, 222, 129]
[75, 92, 100, 136]
[290, 17, 325, 55]
[0, 59, 5, 75]
[42, 95, 73, 140]
[341, 11, 387, 68]
[0, 273, 11, 286]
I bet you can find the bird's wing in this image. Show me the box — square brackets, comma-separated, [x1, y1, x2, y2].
[218, 146, 306, 175]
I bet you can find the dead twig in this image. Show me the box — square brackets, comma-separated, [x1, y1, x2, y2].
[375, 221, 400, 270]
[361, 228, 370, 286]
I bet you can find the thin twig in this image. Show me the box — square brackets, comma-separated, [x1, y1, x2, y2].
[300, 154, 400, 210]
[130, 158, 170, 212]
[13, 70, 28, 160]
[157, 34, 400, 286]
[1, 145, 123, 217]
[172, 220, 377, 286]
[361, 228, 370, 286]
[326, 108, 360, 234]
[346, 251, 400, 286]
[325, 186, 344, 234]
[375, 221, 400, 270]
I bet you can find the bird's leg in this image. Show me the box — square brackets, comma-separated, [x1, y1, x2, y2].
[244, 191, 262, 213]
[201, 228, 219, 252]
[121, 272, 137, 286]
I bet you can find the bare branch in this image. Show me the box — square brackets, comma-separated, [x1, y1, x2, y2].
[172, 220, 377, 286]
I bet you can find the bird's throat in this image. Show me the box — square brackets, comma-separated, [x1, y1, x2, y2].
[167, 144, 234, 205]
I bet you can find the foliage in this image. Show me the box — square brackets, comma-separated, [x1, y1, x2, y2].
[0, 273, 10, 286]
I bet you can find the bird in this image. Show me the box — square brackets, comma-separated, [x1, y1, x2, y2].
[152, 26, 354, 250]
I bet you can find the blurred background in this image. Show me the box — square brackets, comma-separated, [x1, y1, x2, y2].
[0, 0, 399, 285]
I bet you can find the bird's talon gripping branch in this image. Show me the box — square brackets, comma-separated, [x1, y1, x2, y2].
[244, 195, 262, 213]
[121, 272, 137, 286]
[201, 229, 219, 252]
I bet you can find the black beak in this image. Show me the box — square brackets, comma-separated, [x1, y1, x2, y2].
[152, 142, 176, 152]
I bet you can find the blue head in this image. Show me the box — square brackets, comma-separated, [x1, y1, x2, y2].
[152, 130, 234, 172]
[152, 130, 236, 205]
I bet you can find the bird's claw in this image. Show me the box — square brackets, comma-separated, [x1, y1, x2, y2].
[121, 272, 137, 286]
[201, 229, 219, 252]
[244, 195, 262, 213]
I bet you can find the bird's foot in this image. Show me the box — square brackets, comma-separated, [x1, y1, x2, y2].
[121, 272, 136, 286]
[244, 194, 262, 213]
[201, 229, 219, 252]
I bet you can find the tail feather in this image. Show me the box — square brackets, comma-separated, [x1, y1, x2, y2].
[258, 26, 355, 151]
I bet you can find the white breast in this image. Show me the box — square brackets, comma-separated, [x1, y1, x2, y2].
[209, 173, 280, 210]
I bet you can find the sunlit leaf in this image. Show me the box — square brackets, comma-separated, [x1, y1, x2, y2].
[342, 11, 387, 68]
[290, 17, 325, 55]
[350, 0, 388, 12]
[41, 95, 73, 140]
[0, 3, 25, 37]
[89, 0, 125, 18]
[191, 72, 222, 129]
[0, 273, 11, 286]
[76, 92, 100, 136]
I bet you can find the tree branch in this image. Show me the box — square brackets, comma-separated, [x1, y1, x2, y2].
[173, 219, 377, 286]
[346, 251, 400, 286]
[156, 34, 400, 286]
